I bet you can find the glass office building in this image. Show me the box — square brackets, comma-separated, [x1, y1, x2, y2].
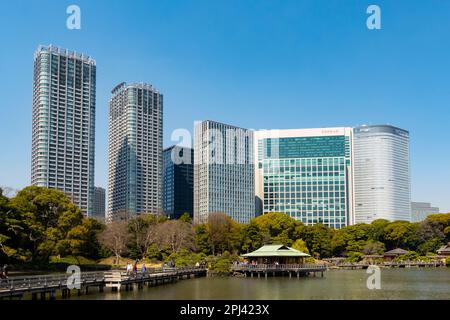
[31, 45, 96, 216]
[93, 186, 106, 221]
[108, 82, 163, 220]
[194, 120, 255, 224]
[353, 125, 411, 223]
[163, 146, 194, 220]
[255, 128, 353, 229]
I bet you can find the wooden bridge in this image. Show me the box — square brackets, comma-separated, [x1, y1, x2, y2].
[331, 261, 444, 270]
[0, 267, 206, 300]
[231, 263, 327, 278]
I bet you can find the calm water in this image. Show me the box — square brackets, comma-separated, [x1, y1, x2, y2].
[78, 269, 450, 300]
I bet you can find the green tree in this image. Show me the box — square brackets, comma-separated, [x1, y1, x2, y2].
[206, 251, 236, 273]
[301, 224, 333, 258]
[179, 212, 193, 223]
[367, 219, 390, 241]
[395, 251, 419, 262]
[253, 212, 302, 246]
[291, 239, 309, 254]
[240, 221, 263, 253]
[62, 218, 105, 259]
[195, 224, 212, 255]
[166, 249, 205, 267]
[0, 188, 29, 263]
[362, 241, 385, 255]
[11, 186, 85, 262]
[207, 213, 241, 255]
[383, 221, 417, 250]
[444, 226, 450, 242]
[416, 238, 443, 256]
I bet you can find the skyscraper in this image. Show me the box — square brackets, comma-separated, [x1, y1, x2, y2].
[108, 82, 163, 221]
[31, 45, 96, 216]
[254, 128, 354, 229]
[353, 125, 411, 223]
[93, 186, 106, 221]
[163, 146, 194, 220]
[194, 120, 255, 224]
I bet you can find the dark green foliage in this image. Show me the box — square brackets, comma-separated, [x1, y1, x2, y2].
[362, 241, 386, 255]
[179, 212, 193, 223]
[166, 250, 205, 267]
[300, 224, 333, 258]
[206, 251, 237, 274]
[1, 186, 105, 265]
[3, 185, 450, 270]
[195, 224, 213, 255]
[252, 212, 303, 246]
[394, 251, 420, 262]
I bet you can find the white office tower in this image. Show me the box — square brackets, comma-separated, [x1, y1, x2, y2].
[31, 45, 96, 216]
[194, 120, 255, 224]
[353, 125, 411, 223]
[108, 82, 163, 221]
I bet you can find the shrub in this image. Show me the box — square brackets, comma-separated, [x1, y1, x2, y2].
[206, 251, 236, 273]
[394, 251, 420, 262]
[166, 250, 206, 267]
[345, 251, 363, 263]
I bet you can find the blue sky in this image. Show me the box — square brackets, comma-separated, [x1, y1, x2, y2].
[0, 0, 449, 212]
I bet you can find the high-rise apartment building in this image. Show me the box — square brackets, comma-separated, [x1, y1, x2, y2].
[194, 120, 255, 224]
[108, 82, 163, 220]
[31, 45, 96, 216]
[93, 186, 106, 221]
[254, 128, 353, 229]
[353, 125, 411, 223]
[163, 146, 194, 220]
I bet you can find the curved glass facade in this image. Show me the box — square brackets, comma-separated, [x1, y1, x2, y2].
[353, 125, 411, 223]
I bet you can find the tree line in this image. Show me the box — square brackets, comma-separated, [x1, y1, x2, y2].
[1, 186, 449, 268]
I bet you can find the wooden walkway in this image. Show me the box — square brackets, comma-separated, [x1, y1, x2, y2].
[0, 267, 206, 300]
[331, 261, 444, 269]
[231, 263, 327, 278]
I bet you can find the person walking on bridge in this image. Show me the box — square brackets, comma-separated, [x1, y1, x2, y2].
[133, 260, 138, 275]
[2, 265, 8, 278]
[126, 262, 132, 275]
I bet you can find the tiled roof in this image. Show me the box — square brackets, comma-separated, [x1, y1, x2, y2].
[384, 248, 409, 256]
[242, 245, 310, 257]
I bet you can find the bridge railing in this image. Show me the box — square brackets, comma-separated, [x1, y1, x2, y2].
[334, 260, 444, 268]
[0, 267, 206, 291]
[231, 263, 327, 271]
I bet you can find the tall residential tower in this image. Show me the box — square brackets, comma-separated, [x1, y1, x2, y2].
[194, 120, 255, 224]
[108, 82, 163, 220]
[31, 45, 96, 216]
